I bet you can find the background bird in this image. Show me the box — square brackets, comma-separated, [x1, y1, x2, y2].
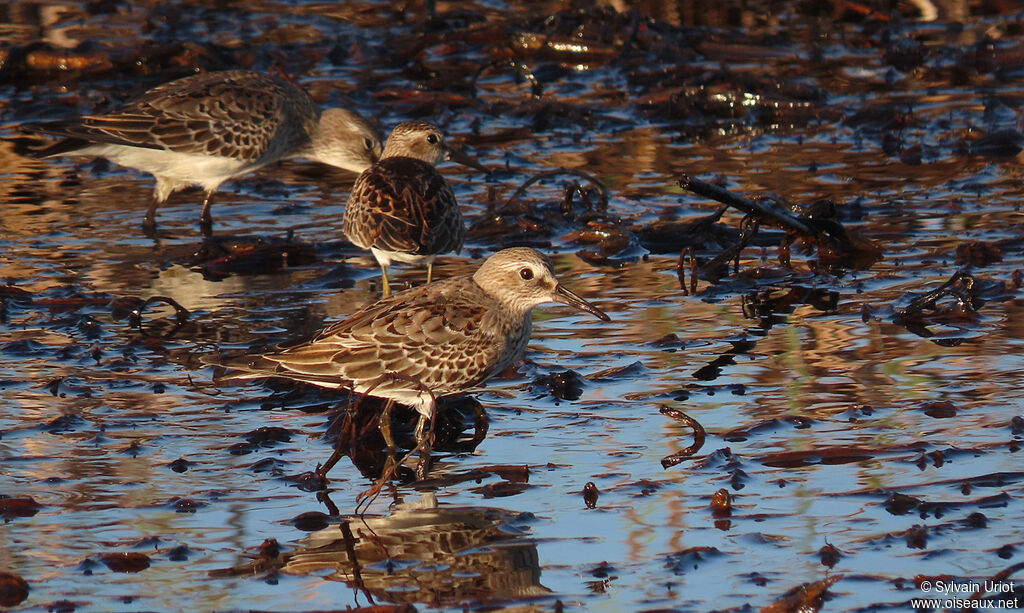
[342, 120, 488, 296]
[27, 69, 383, 235]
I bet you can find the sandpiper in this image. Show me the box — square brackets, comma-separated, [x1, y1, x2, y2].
[212, 247, 609, 463]
[28, 69, 383, 235]
[342, 120, 486, 297]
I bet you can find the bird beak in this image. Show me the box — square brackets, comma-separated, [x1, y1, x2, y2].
[445, 144, 490, 175]
[555, 285, 610, 322]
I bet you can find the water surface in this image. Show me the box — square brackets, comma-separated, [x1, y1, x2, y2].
[2, 1, 1023, 611]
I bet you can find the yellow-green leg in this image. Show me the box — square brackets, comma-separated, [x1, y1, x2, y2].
[378, 400, 396, 451]
[380, 264, 391, 297]
[199, 191, 214, 236]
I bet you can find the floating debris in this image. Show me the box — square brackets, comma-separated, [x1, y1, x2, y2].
[710, 488, 732, 518]
[760, 575, 843, 613]
[583, 481, 599, 509]
[98, 552, 151, 573]
[0, 572, 30, 607]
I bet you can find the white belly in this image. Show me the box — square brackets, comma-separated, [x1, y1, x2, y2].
[371, 247, 434, 268]
[76, 144, 258, 193]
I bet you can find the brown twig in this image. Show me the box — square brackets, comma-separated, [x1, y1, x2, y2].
[131, 295, 190, 339]
[660, 406, 707, 468]
[470, 56, 543, 98]
[893, 270, 977, 324]
[501, 167, 608, 212]
[965, 561, 1024, 607]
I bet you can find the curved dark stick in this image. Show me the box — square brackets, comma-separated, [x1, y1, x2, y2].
[966, 561, 1024, 605]
[502, 167, 608, 211]
[894, 270, 976, 323]
[659, 406, 707, 468]
[468, 401, 490, 448]
[470, 57, 543, 98]
[133, 295, 191, 339]
[677, 246, 698, 295]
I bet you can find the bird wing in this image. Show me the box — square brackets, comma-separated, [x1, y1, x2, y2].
[31, 71, 317, 162]
[220, 277, 513, 397]
[343, 157, 465, 255]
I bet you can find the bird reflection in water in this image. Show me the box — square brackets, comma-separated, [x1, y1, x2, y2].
[211, 493, 549, 608]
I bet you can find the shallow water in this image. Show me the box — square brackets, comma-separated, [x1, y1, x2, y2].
[2, 1, 1024, 611]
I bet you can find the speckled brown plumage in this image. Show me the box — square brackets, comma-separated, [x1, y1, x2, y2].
[228, 275, 513, 400]
[212, 248, 610, 442]
[29, 70, 382, 234]
[344, 156, 465, 257]
[39, 70, 318, 162]
[342, 121, 468, 296]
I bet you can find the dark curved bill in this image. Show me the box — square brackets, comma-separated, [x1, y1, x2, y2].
[555, 285, 611, 322]
[446, 145, 490, 175]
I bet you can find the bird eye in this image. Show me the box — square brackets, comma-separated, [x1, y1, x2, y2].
[363, 137, 375, 150]
[426, 133, 440, 145]
[519, 267, 533, 280]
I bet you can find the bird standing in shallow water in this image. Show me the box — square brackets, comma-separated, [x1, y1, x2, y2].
[28, 69, 383, 236]
[342, 120, 486, 297]
[211, 247, 610, 478]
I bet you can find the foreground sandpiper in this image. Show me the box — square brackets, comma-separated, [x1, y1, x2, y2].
[342, 120, 486, 297]
[212, 247, 609, 475]
[28, 69, 383, 235]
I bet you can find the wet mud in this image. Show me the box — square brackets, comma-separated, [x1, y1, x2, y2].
[2, 1, 1024, 611]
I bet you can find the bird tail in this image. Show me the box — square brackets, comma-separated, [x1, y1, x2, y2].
[32, 138, 93, 158]
[202, 351, 278, 384]
[203, 350, 350, 389]
[21, 121, 91, 158]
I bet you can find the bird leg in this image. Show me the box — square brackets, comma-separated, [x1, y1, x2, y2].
[377, 400, 400, 497]
[426, 261, 434, 285]
[316, 435, 346, 484]
[143, 195, 161, 237]
[415, 451, 431, 480]
[412, 405, 436, 446]
[199, 191, 215, 236]
[325, 374, 436, 491]
[413, 413, 427, 442]
[357, 395, 436, 505]
[413, 397, 436, 481]
[315, 386, 376, 485]
[379, 264, 391, 297]
[379, 399, 396, 452]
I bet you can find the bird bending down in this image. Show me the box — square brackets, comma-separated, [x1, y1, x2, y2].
[211, 247, 610, 475]
[342, 120, 487, 297]
[27, 69, 383, 235]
